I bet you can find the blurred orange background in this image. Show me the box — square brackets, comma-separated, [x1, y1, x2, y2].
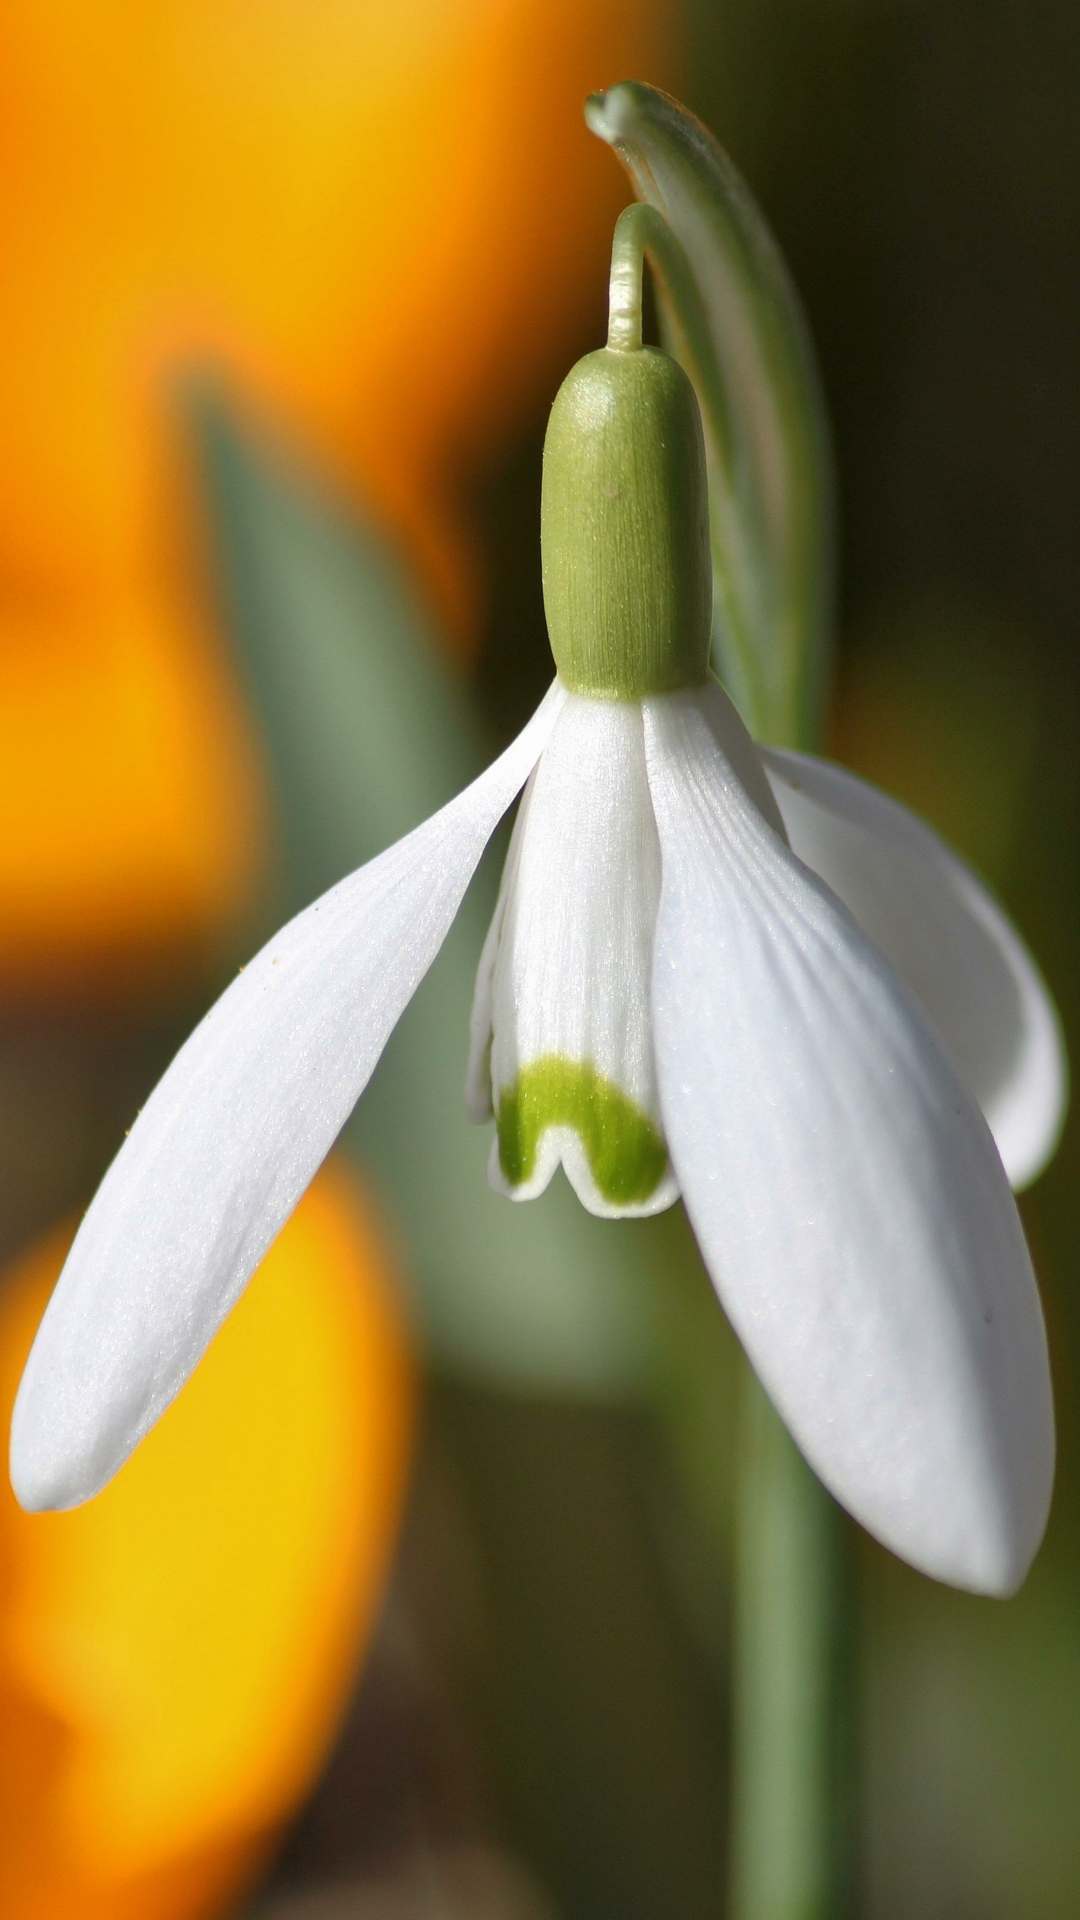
[0, 0, 670, 994]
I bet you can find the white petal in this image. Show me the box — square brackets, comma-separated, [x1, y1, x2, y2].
[464, 797, 527, 1124]
[644, 688, 1054, 1594]
[484, 693, 678, 1219]
[762, 746, 1066, 1191]
[11, 687, 564, 1511]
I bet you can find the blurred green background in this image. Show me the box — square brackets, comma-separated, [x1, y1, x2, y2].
[0, 2, 1077, 1916]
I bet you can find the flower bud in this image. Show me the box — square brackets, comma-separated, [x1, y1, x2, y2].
[541, 345, 712, 698]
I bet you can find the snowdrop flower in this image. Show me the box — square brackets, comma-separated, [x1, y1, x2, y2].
[11, 305, 1063, 1601]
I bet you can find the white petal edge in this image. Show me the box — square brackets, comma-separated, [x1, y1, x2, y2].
[761, 746, 1067, 1191]
[486, 1124, 678, 1221]
[464, 794, 527, 1124]
[11, 684, 565, 1512]
[645, 687, 1054, 1595]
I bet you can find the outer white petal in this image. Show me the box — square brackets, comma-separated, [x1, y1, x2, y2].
[644, 688, 1054, 1595]
[762, 746, 1066, 1191]
[484, 693, 678, 1219]
[11, 687, 564, 1512]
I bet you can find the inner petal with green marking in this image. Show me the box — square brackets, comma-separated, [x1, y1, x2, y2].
[466, 692, 680, 1221]
[497, 1056, 670, 1210]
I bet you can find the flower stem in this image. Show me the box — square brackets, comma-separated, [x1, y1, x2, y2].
[728, 1375, 855, 1919]
[606, 205, 734, 463]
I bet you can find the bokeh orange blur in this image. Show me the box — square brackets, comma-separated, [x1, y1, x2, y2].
[0, 1161, 414, 1920]
[0, 0, 672, 991]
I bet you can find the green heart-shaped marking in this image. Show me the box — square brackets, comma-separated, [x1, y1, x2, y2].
[497, 1055, 669, 1207]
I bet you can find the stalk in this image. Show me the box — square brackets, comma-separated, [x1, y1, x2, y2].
[728, 1379, 854, 1918]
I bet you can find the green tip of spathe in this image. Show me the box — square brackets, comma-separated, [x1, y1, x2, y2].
[540, 345, 712, 699]
[583, 88, 612, 138]
[497, 1055, 669, 1208]
[584, 81, 648, 146]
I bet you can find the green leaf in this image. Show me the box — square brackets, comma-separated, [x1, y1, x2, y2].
[587, 81, 834, 750]
[185, 379, 683, 1398]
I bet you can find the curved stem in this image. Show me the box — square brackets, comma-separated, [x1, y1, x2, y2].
[606, 205, 733, 463]
[606, 203, 650, 351]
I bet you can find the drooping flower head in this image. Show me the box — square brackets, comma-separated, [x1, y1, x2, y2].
[10, 185, 1063, 1601]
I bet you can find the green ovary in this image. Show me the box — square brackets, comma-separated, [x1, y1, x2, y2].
[497, 1055, 669, 1207]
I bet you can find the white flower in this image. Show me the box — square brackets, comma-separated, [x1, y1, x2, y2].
[10, 336, 1063, 1601]
[10, 668, 1061, 1589]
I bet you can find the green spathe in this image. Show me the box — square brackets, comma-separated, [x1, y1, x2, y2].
[497, 1055, 669, 1206]
[541, 345, 712, 699]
